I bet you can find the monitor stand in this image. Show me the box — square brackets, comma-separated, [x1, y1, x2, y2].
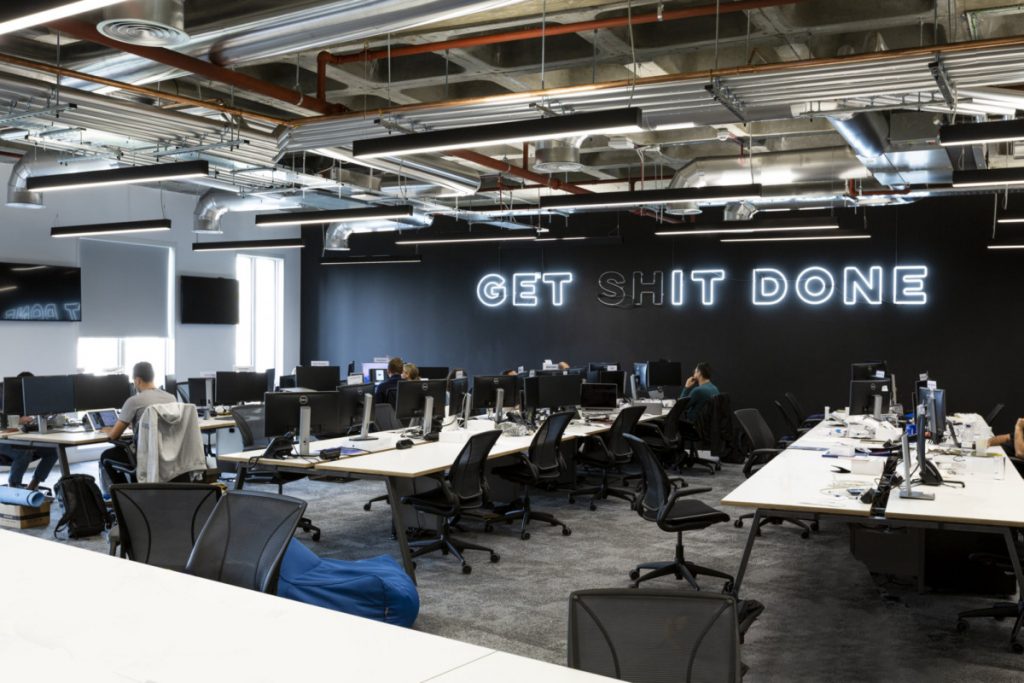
[422, 396, 435, 436]
[872, 394, 883, 420]
[349, 393, 378, 442]
[205, 377, 215, 418]
[36, 415, 49, 435]
[461, 393, 472, 427]
[494, 388, 505, 425]
[298, 404, 312, 457]
[899, 415, 934, 500]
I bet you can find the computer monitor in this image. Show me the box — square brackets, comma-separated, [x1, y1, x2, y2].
[279, 374, 296, 389]
[2, 376, 24, 416]
[264, 368, 276, 393]
[596, 370, 625, 397]
[850, 361, 888, 381]
[524, 374, 584, 411]
[534, 369, 566, 377]
[372, 368, 388, 383]
[295, 365, 341, 391]
[188, 377, 213, 406]
[22, 375, 75, 417]
[73, 373, 131, 411]
[164, 374, 178, 399]
[337, 382, 373, 430]
[848, 379, 891, 416]
[633, 363, 649, 393]
[920, 387, 946, 444]
[449, 377, 470, 414]
[647, 361, 683, 388]
[586, 362, 620, 383]
[580, 383, 618, 410]
[417, 366, 449, 380]
[394, 379, 446, 423]
[264, 391, 345, 439]
[361, 362, 389, 383]
[472, 375, 517, 411]
[214, 371, 265, 405]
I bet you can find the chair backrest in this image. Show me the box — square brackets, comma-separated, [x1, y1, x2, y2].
[176, 383, 190, 403]
[447, 430, 502, 508]
[607, 405, 647, 456]
[529, 411, 574, 476]
[625, 435, 670, 521]
[734, 408, 776, 451]
[773, 399, 800, 437]
[230, 404, 268, 449]
[784, 392, 806, 421]
[659, 398, 688, 443]
[568, 588, 741, 683]
[693, 393, 737, 460]
[185, 490, 306, 594]
[374, 403, 403, 431]
[110, 483, 221, 571]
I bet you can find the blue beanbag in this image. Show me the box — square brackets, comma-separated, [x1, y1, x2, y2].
[277, 539, 420, 627]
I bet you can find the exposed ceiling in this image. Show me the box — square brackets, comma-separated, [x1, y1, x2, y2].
[2, 0, 1024, 237]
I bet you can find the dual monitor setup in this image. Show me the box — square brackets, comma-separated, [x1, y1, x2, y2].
[1, 373, 132, 433]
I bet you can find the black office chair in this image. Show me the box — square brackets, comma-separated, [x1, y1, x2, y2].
[680, 393, 731, 473]
[734, 408, 816, 539]
[986, 403, 1006, 426]
[956, 532, 1024, 653]
[569, 405, 647, 510]
[491, 411, 574, 540]
[630, 398, 689, 487]
[362, 404, 406, 512]
[109, 483, 221, 570]
[783, 392, 824, 427]
[625, 434, 734, 590]
[185, 490, 306, 594]
[568, 588, 744, 682]
[230, 405, 321, 542]
[773, 399, 809, 444]
[400, 430, 502, 574]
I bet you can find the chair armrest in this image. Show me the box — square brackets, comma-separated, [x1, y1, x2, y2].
[743, 449, 782, 478]
[657, 486, 713, 525]
[507, 450, 540, 479]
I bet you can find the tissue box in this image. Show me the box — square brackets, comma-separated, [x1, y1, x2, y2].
[0, 499, 51, 529]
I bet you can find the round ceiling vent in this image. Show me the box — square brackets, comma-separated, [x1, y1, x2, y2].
[532, 140, 584, 173]
[98, 0, 189, 47]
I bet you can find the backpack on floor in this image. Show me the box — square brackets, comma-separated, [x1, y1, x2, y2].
[54, 474, 111, 539]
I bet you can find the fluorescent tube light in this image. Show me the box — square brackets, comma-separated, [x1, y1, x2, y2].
[656, 220, 838, 237]
[539, 184, 762, 211]
[255, 205, 415, 227]
[987, 243, 1024, 250]
[939, 119, 1024, 147]
[395, 232, 537, 245]
[996, 216, 1024, 224]
[9, 265, 48, 272]
[321, 256, 422, 265]
[26, 160, 209, 192]
[951, 168, 1024, 188]
[721, 232, 870, 244]
[51, 219, 171, 239]
[536, 236, 589, 242]
[0, 1, 126, 35]
[0, 285, 17, 293]
[192, 238, 304, 252]
[353, 108, 644, 159]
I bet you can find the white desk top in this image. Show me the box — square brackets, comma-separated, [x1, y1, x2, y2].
[430, 652, 616, 682]
[0, 417, 234, 447]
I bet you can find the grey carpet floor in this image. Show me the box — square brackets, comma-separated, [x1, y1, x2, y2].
[16, 460, 1024, 682]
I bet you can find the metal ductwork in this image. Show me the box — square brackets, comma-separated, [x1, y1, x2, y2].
[324, 213, 433, 251]
[533, 140, 584, 173]
[6, 151, 120, 208]
[98, 0, 189, 47]
[312, 147, 481, 196]
[193, 189, 299, 234]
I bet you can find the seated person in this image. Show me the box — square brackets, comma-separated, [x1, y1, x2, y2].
[0, 371, 58, 490]
[98, 361, 176, 489]
[988, 418, 1024, 457]
[679, 362, 719, 423]
[373, 357, 404, 407]
[557, 361, 570, 370]
[402, 363, 420, 381]
[502, 369, 518, 377]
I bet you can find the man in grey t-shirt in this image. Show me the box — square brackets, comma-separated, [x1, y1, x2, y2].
[98, 361, 176, 488]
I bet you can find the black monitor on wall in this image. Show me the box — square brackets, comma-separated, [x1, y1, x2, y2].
[22, 375, 75, 415]
[295, 366, 341, 391]
[180, 276, 239, 325]
[0, 262, 81, 322]
[73, 373, 132, 411]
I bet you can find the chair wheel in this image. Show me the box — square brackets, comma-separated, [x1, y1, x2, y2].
[562, 527, 572, 536]
[490, 554, 500, 563]
[1012, 641, 1023, 654]
[363, 503, 372, 511]
[312, 531, 321, 542]
[568, 496, 576, 504]
[520, 531, 531, 540]
[801, 530, 810, 539]
[722, 581, 734, 594]
[462, 564, 472, 575]
[956, 619, 969, 633]
[734, 520, 744, 528]
[811, 522, 820, 532]
[589, 503, 597, 511]
[629, 569, 640, 581]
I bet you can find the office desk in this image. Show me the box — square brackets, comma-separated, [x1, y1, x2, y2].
[0, 417, 235, 478]
[0, 529, 611, 682]
[723, 413, 1024, 649]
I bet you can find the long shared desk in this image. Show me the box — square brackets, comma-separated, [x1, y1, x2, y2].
[0, 417, 236, 478]
[0, 528, 611, 682]
[723, 412, 1024, 648]
[218, 415, 651, 582]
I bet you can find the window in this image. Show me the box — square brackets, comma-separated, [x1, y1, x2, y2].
[236, 254, 284, 377]
[77, 337, 173, 384]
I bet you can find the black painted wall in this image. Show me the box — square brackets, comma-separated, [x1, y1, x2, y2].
[301, 196, 1023, 437]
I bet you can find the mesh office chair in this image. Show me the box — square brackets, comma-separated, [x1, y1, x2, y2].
[109, 483, 221, 570]
[230, 405, 321, 541]
[492, 411, 574, 539]
[185, 490, 306, 594]
[956, 533, 1024, 653]
[570, 405, 647, 511]
[363, 404, 405, 512]
[681, 394, 731, 472]
[400, 430, 502, 574]
[734, 408, 816, 539]
[625, 434, 734, 590]
[773, 399, 807, 445]
[568, 588, 743, 683]
[631, 398, 689, 487]
[783, 392, 823, 427]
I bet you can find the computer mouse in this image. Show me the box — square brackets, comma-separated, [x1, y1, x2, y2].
[396, 439, 414, 449]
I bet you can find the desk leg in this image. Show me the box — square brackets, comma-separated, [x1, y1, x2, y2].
[386, 476, 417, 584]
[731, 509, 762, 597]
[1002, 527, 1024, 649]
[57, 444, 71, 479]
[234, 465, 248, 491]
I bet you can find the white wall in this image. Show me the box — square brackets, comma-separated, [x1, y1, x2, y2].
[0, 163, 301, 380]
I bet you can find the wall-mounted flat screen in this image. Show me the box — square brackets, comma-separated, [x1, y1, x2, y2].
[0, 262, 81, 322]
[180, 276, 239, 325]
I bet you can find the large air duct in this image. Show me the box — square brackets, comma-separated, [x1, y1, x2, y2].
[6, 151, 120, 208]
[829, 112, 954, 188]
[98, 0, 189, 47]
[193, 189, 298, 234]
[313, 147, 481, 196]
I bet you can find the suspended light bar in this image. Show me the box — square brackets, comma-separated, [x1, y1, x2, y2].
[395, 231, 537, 246]
[536, 236, 589, 242]
[26, 160, 209, 192]
[987, 243, 1024, 250]
[721, 231, 869, 244]
[353, 108, 644, 159]
[192, 238, 304, 252]
[255, 205, 415, 227]
[996, 216, 1024, 224]
[321, 256, 422, 265]
[656, 219, 838, 237]
[0, 1, 126, 35]
[539, 184, 762, 211]
[939, 119, 1024, 147]
[51, 219, 171, 239]
[438, 204, 550, 217]
[0, 285, 17, 293]
[951, 167, 1024, 188]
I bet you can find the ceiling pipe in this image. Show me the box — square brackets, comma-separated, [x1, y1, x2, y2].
[193, 189, 299, 233]
[6, 150, 121, 208]
[315, 0, 804, 100]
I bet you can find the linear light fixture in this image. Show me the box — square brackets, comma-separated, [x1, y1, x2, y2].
[996, 216, 1024, 224]
[321, 256, 423, 265]
[951, 167, 1024, 188]
[439, 204, 550, 217]
[26, 160, 209, 192]
[939, 119, 1024, 147]
[192, 238, 304, 252]
[987, 243, 1024, 250]
[255, 205, 415, 227]
[721, 232, 870, 244]
[9, 265, 48, 272]
[353, 108, 644, 159]
[0, 1, 126, 35]
[395, 231, 537, 246]
[656, 219, 838, 237]
[51, 218, 171, 239]
[539, 184, 763, 211]
[0, 285, 17, 293]
[536, 236, 589, 242]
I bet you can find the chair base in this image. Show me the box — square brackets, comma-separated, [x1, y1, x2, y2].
[629, 533, 734, 590]
[364, 493, 388, 511]
[735, 512, 817, 539]
[569, 468, 635, 511]
[409, 523, 500, 574]
[957, 601, 1024, 654]
[492, 492, 571, 540]
[298, 516, 321, 542]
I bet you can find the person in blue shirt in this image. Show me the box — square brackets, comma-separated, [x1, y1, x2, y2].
[680, 362, 719, 422]
[373, 357, 405, 407]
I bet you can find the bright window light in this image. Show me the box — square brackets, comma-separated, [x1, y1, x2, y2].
[236, 254, 284, 378]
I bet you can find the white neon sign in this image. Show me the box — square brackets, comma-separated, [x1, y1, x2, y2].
[794, 266, 835, 305]
[690, 270, 725, 306]
[893, 265, 928, 305]
[477, 272, 573, 308]
[752, 268, 787, 306]
[843, 266, 883, 305]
